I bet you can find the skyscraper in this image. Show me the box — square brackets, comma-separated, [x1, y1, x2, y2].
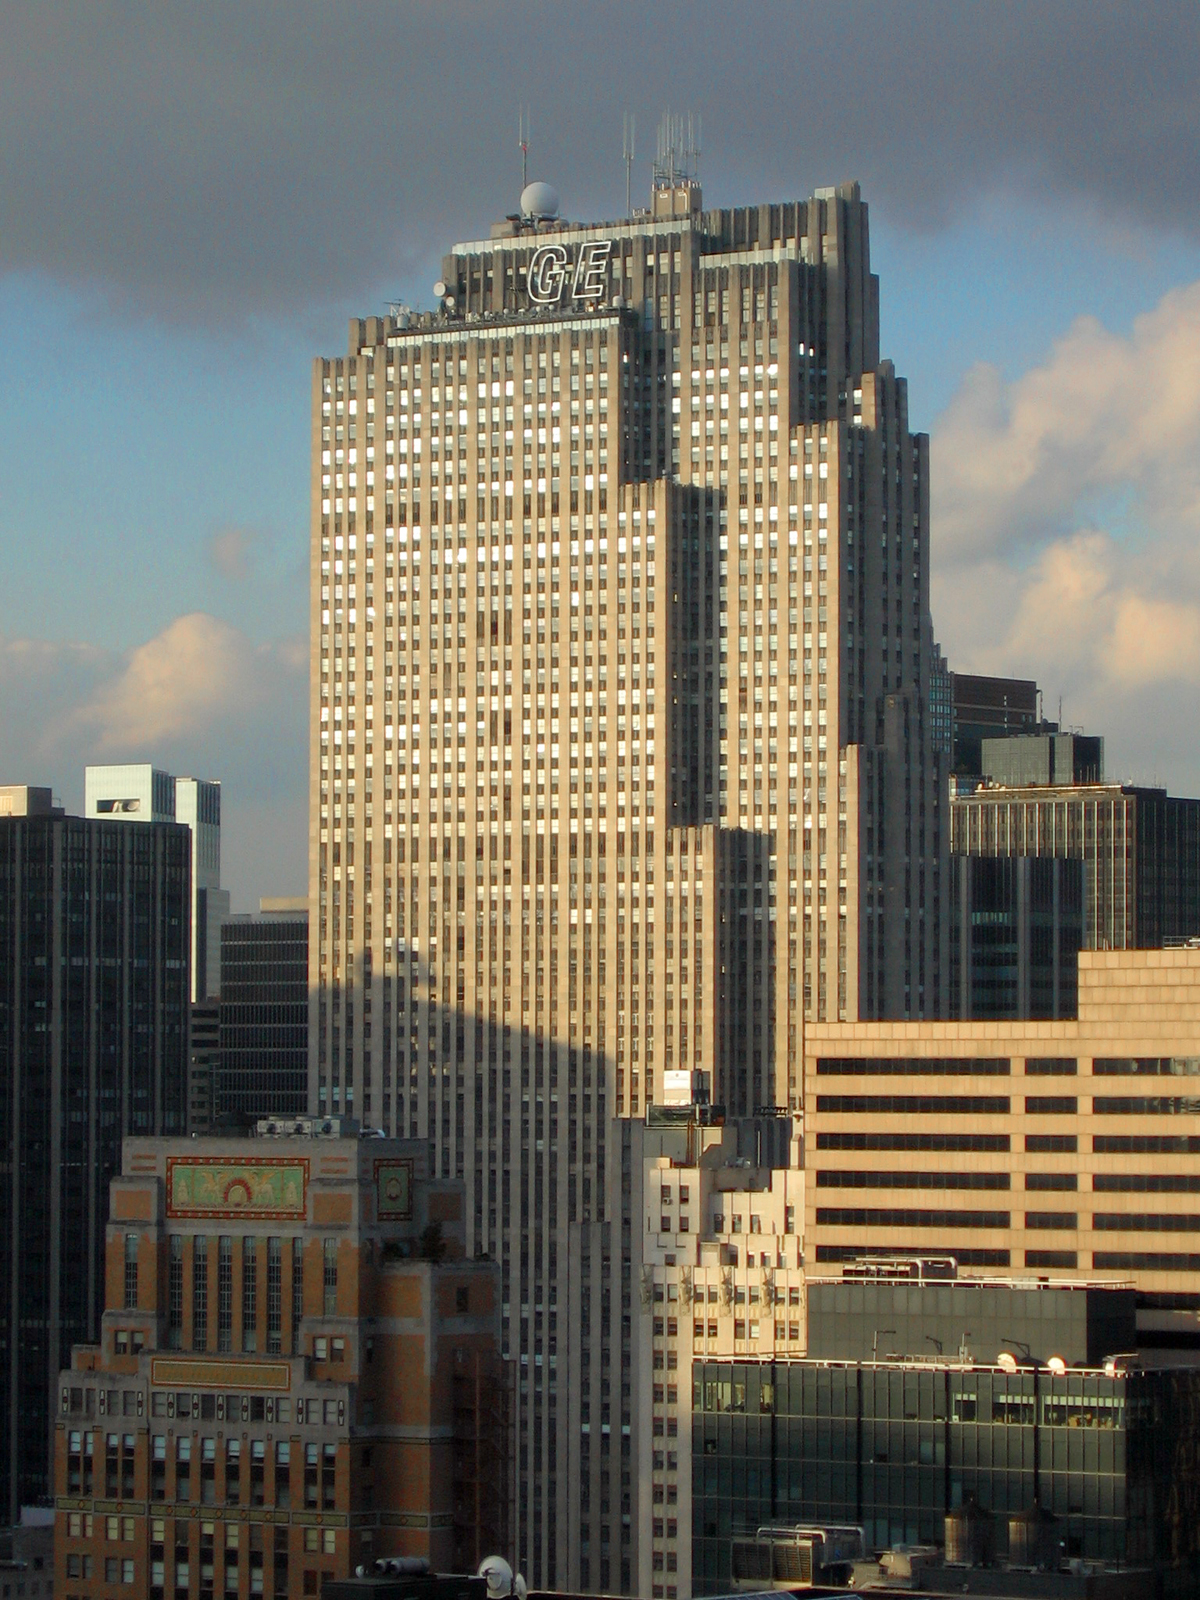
[85, 764, 231, 1002]
[0, 790, 189, 1518]
[310, 170, 944, 1586]
[218, 898, 310, 1121]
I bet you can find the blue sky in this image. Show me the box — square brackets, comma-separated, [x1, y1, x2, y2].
[4, 3, 1200, 907]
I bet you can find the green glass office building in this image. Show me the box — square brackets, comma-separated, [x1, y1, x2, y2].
[692, 1357, 1200, 1593]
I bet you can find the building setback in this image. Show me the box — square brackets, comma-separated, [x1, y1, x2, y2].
[53, 1128, 506, 1599]
[310, 172, 945, 1590]
[218, 901, 310, 1123]
[805, 946, 1200, 1322]
[0, 798, 189, 1519]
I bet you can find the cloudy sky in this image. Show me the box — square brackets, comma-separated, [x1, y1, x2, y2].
[4, 1, 1200, 907]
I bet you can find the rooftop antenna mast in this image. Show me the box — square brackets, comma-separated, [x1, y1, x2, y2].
[653, 109, 702, 189]
[623, 112, 636, 216]
[518, 106, 530, 191]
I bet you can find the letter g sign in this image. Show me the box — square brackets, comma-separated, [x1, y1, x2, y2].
[528, 245, 569, 305]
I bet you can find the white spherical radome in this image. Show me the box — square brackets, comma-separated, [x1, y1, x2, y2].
[520, 180, 560, 219]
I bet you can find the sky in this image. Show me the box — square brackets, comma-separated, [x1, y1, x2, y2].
[4, 1, 1200, 908]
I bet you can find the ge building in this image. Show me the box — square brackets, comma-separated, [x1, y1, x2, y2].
[309, 161, 945, 1588]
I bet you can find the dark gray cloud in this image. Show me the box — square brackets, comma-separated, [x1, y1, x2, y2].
[3, 0, 1198, 321]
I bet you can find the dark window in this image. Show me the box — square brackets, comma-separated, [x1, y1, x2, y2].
[815, 1170, 1009, 1191]
[218, 1238, 233, 1352]
[323, 1240, 337, 1316]
[242, 1238, 258, 1352]
[193, 1237, 208, 1350]
[815, 1095, 1010, 1115]
[817, 1131, 1010, 1152]
[1025, 1211, 1077, 1230]
[292, 1237, 304, 1347]
[1094, 1057, 1200, 1077]
[1094, 1173, 1200, 1192]
[1026, 1134, 1077, 1153]
[267, 1238, 282, 1353]
[815, 1207, 1010, 1229]
[816, 1057, 1009, 1076]
[168, 1236, 183, 1348]
[124, 1235, 139, 1309]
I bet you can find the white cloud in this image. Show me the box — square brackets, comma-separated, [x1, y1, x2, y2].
[0, 613, 307, 908]
[66, 612, 302, 749]
[931, 279, 1200, 794]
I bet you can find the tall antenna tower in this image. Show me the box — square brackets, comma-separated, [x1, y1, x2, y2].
[623, 111, 636, 216]
[518, 106, 530, 190]
[652, 109, 701, 189]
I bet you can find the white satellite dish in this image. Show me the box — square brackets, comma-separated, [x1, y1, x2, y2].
[478, 1556, 514, 1598]
[1046, 1355, 1067, 1376]
[996, 1352, 1018, 1373]
[521, 181, 560, 220]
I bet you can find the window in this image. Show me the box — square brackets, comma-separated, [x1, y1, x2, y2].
[242, 1238, 258, 1352]
[226, 1439, 241, 1505]
[292, 1237, 304, 1347]
[168, 1237, 183, 1348]
[323, 1240, 338, 1316]
[266, 1238, 282, 1353]
[193, 1237, 208, 1350]
[1025, 1096, 1077, 1115]
[124, 1236, 138, 1309]
[217, 1238, 233, 1352]
[276, 1441, 291, 1509]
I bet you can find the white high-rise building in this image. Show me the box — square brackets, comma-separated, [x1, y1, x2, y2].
[309, 169, 944, 1589]
[85, 765, 230, 1002]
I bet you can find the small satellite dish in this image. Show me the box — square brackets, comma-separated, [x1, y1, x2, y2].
[1047, 1355, 1067, 1376]
[433, 280, 448, 299]
[479, 1557, 513, 1598]
[997, 1352, 1019, 1374]
[521, 180, 560, 220]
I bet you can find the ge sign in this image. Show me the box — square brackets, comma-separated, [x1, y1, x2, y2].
[527, 240, 614, 305]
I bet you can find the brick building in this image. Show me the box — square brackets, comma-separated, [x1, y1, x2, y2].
[53, 1124, 506, 1600]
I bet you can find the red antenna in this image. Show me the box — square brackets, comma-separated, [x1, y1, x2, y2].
[518, 106, 530, 190]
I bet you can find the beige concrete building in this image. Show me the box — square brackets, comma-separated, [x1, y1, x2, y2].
[629, 1113, 804, 1600]
[309, 169, 944, 1588]
[806, 947, 1200, 1325]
